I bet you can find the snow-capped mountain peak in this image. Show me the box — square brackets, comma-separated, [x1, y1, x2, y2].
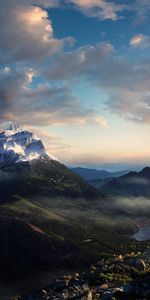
[0, 122, 58, 167]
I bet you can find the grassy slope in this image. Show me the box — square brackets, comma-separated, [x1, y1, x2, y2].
[1, 194, 150, 300]
[0, 159, 98, 199]
[0, 195, 148, 264]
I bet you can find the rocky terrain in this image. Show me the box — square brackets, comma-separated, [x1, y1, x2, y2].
[12, 251, 150, 300]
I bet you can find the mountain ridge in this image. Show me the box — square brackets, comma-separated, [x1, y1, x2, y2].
[101, 166, 150, 197]
[72, 167, 129, 181]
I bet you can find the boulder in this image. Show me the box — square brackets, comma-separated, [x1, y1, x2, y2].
[124, 258, 146, 272]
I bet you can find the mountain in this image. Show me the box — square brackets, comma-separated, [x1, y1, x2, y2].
[101, 167, 150, 197]
[89, 177, 115, 189]
[72, 167, 128, 181]
[0, 121, 57, 167]
[72, 163, 147, 173]
[95, 163, 147, 172]
[0, 122, 106, 281]
[0, 122, 98, 199]
[0, 122, 145, 292]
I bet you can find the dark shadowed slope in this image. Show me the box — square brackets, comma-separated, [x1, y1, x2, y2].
[101, 167, 150, 197]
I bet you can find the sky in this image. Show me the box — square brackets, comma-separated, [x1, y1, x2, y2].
[0, 0, 150, 169]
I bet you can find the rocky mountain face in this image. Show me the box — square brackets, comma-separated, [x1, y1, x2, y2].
[0, 121, 56, 169]
[101, 167, 150, 197]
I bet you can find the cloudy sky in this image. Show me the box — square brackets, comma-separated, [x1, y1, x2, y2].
[0, 0, 150, 168]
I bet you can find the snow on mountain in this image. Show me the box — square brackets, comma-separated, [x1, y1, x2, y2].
[0, 122, 58, 166]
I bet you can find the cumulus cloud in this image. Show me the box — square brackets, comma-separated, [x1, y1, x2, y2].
[46, 42, 114, 80]
[94, 58, 150, 123]
[0, 1, 72, 62]
[66, 0, 150, 25]
[0, 67, 107, 127]
[0, 0, 149, 130]
[67, 0, 126, 20]
[130, 34, 150, 48]
[45, 41, 150, 124]
[0, 0, 108, 128]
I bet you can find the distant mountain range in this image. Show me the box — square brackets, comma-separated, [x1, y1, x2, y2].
[72, 163, 147, 173]
[72, 167, 128, 181]
[97, 162, 147, 173]
[101, 167, 150, 197]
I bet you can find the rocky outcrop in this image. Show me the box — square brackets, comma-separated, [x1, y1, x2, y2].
[19, 252, 150, 300]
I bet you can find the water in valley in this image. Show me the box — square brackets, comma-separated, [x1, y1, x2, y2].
[132, 226, 150, 241]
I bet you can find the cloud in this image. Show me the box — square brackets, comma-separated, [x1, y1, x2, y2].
[114, 196, 150, 215]
[0, 0, 149, 129]
[65, 0, 150, 25]
[132, 0, 150, 23]
[46, 42, 114, 80]
[97, 58, 150, 124]
[130, 34, 150, 48]
[28, 0, 59, 7]
[45, 41, 150, 124]
[67, 0, 126, 20]
[0, 0, 108, 129]
[0, 1, 72, 62]
[25, 126, 72, 153]
[123, 176, 150, 186]
[3, 0, 59, 7]
[0, 67, 108, 127]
